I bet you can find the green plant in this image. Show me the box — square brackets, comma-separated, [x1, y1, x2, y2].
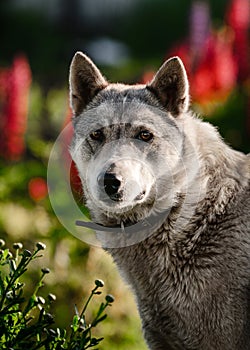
[0, 239, 114, 349]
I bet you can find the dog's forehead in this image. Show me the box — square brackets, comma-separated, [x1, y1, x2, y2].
[73, 84, 180, 136]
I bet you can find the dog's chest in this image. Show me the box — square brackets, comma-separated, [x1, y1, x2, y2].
[108, 222, 250, 344]
[109, 241, 210, 346]
[109, 240, 199, 310]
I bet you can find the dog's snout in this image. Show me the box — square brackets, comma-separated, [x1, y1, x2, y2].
[98, 171, 123, 200]
[104, 173, 121, 197]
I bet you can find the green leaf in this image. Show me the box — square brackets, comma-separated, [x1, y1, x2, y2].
[2, 249, 9, 261]
[72, 315, 79, 332]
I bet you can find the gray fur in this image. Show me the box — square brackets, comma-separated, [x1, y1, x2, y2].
[69, 52, 250, 349]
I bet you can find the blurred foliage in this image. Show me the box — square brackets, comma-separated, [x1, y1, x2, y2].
[202, 88, 250, 152]
[1, 0, 229, 81]
[118, 0, 226, 59]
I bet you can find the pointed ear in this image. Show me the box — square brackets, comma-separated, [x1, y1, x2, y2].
[69, 52, 108, 116]
[147, 57, 189, 116]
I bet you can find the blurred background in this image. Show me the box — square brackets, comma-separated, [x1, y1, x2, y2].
[0, 0, 249, 349]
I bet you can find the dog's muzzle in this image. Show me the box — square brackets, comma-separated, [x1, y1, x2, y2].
[97, 161, 148, 204]
[93, 157, 156, 208]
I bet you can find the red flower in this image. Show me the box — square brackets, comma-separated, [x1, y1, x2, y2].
[70, 161, 83, 200]
[63, 107, 83, 199]
[28, 177, 48, 202]
[166, 0, 250, 110]
[0, 55, 32, 161]
[192, 30, 238, 103]
[168, 29, 238, 106]
[226, 0, 250, 30]
[226, 0, 250, 82]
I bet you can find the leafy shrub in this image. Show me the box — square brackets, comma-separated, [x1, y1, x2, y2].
[0, 239, 114, 349]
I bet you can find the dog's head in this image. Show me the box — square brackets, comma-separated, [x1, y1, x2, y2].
[69, 52, 191, 226]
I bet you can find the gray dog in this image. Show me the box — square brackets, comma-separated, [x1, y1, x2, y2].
[69, 52, 250, 350]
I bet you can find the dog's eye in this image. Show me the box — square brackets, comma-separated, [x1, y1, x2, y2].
[90, 130, 104, 141]
[136, 130, 153, 142]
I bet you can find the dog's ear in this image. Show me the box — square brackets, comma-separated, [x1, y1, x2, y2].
[69, 52, 108, 116]
[147, 57, 189, 116]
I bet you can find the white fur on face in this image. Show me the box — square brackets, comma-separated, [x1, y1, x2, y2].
[86, 141, 156, 211]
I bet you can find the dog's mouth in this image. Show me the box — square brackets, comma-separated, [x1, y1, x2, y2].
[109, 190, 146, 202]
[135, 191, 146, 201]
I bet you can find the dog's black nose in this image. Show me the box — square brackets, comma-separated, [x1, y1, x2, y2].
[102, 172, 122, 198]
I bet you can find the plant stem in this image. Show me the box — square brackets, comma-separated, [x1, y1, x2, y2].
[79, 285, 99, 320]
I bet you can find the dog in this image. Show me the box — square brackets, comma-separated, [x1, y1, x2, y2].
[69, 52, 250, 349]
